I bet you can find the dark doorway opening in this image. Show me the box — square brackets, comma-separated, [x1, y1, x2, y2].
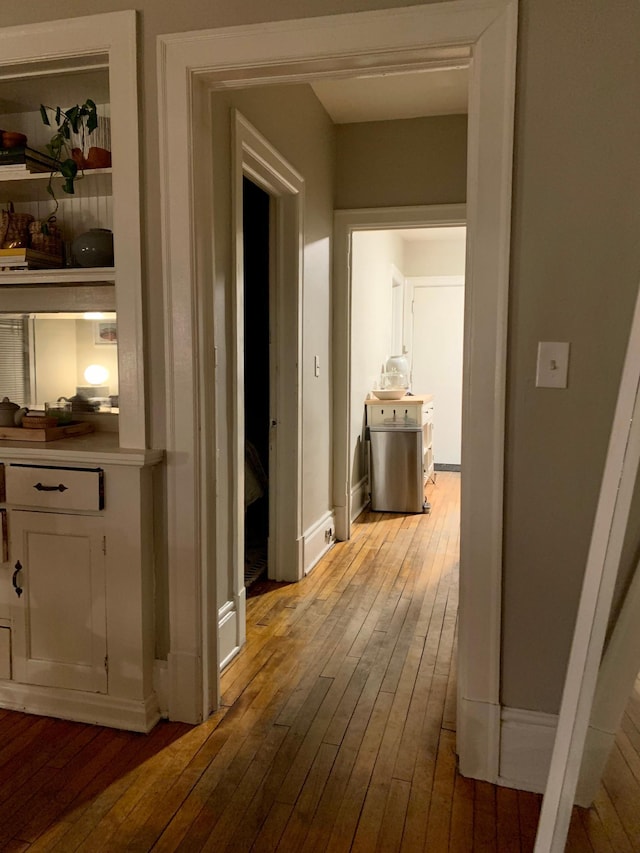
[243, 177, 270, 588]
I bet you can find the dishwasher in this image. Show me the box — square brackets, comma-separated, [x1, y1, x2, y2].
[368, 419, 427, 513]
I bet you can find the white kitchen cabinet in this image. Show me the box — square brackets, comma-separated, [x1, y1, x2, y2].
[10, 510, 107, 693]
[366, 394, 435, 483]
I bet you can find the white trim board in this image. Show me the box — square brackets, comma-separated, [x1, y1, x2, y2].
[157, 2, 518, 791]
[303, 510, 336, 576]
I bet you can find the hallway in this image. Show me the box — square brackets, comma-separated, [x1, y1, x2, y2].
[0, 472, 639, 850]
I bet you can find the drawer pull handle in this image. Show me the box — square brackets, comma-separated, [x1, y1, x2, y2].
[33, 482, 68, 493]
[12, 561, 22, 598]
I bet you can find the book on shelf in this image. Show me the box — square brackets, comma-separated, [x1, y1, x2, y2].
[0, 247, 63, 270]
[0, 146, 60, 174]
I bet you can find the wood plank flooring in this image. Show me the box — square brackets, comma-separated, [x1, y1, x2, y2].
[0, 472, 639, 850]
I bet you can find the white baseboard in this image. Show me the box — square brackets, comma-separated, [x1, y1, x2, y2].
[350, 476, 369, 522]
[457, 696, 501, 782]
[168, 649, 203, 724]
[303, 509, 336, 575]
[0, 680, 160, 732]
[498, 707, 557, 794]
[219, 598, 242, 671]
[153, 659, 169, 718]
[497, 707, 613, 806]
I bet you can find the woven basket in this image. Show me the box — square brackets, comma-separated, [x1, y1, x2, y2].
[23, 415, 58, 429]
[1, 202, 34, 249]
[29, 217, 63, 258]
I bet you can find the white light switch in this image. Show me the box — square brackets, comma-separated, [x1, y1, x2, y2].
[536, 341, 570, 388]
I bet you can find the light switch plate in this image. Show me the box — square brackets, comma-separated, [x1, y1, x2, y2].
[536, 341, 570, 388]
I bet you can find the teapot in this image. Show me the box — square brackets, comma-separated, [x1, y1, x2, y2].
[59, 394, 97, 413]
[0, 396, 28, 427]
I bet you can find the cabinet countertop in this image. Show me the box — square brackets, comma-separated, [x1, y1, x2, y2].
[365, 394, 433, 405]
[0, 431, 164, 467]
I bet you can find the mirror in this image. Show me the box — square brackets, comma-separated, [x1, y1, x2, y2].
[0, 312, 118, 412]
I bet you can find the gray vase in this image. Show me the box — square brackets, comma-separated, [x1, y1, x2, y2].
[72, 228, 114, 268]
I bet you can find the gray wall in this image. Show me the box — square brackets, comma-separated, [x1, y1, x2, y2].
[501, 0, 640, 712]
[4, 0, 640, 715]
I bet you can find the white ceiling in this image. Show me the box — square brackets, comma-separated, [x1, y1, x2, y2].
[310, 66, 468, 124]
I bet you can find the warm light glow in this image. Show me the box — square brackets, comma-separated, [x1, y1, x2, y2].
[84, 364, 109, 385]
[83, 312, 105, 320]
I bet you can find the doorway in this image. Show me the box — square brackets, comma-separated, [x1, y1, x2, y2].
[348, 224, 466, 519]
[243, 177, 271, 589]
[158, 4, 517, 785]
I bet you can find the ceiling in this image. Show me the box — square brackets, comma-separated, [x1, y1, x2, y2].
[310, 66, 468, 125]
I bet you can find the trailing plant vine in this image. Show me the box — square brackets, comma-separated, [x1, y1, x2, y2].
[39, 100, 98, 211]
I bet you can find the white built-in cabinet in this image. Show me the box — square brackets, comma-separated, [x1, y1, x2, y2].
[0, 13, 162, 732]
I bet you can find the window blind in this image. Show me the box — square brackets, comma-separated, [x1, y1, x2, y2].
[0, 318, 29, 405]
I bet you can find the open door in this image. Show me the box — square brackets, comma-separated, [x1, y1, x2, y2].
[535, 281, 640, 852]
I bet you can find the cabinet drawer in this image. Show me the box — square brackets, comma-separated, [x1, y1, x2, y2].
[367, 403, 422, 426]
[6, 465, 104, 511]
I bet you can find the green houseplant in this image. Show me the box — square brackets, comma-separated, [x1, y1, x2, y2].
[39, 100, 99, 209]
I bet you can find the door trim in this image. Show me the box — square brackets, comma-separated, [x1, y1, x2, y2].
[233, 111, 305, 586]
[157, 1, 517, 784]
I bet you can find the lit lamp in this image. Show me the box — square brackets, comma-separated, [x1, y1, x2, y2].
[76, 364, 110, 403]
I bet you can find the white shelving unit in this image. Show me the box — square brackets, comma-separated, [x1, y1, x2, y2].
[0, 12, 161, 733]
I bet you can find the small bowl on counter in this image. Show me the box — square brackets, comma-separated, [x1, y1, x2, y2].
[371, 389, 407, 401]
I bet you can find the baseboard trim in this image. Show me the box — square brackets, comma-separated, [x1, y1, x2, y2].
[219, 599, 241, 671]
[153, 658, 169, 718]
[168, 649, 203, 724]
[303, 509, 336, 575]
[350, 476, 369, 522]
[0, 680, 160, 732]
[457, 696, 501, 782]
[498, 706, 557, 795]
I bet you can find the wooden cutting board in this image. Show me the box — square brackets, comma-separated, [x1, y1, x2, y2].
[0, 421, 94, 442]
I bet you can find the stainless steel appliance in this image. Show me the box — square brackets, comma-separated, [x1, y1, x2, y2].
[368, 422, 425, 513]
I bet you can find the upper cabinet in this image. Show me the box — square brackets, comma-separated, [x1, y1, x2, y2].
[0, 12, 145, 449]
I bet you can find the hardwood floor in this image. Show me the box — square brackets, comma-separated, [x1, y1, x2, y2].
[1, 472, 639, 851]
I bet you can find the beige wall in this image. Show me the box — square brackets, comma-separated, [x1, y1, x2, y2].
[5, 0, 640, 716]
[208, 84, 335, 608]
[501, 0, 640, 712]
[350, 231, 405, 490]
[334, 115, 468, 210]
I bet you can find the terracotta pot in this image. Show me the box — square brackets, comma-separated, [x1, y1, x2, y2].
[2, 131, 27, 149]
[71, 146, 112, 169]
[85, 146, 111, 169]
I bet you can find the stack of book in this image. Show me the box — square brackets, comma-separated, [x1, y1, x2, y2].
[0, 146, 60, 175]
[0, 247, 63, 270]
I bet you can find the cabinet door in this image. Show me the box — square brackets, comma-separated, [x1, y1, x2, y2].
[10, 511, 107, 693]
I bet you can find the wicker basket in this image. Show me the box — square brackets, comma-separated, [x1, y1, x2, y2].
[1, 202, 34, 249]
[22, 415, 58, 429]
[29, 217, 63, 258]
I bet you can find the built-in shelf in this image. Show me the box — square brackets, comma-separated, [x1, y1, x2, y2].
[0, 267, 114, 286]
[0, 282, 115, 313]
[0, 168, 111, 203]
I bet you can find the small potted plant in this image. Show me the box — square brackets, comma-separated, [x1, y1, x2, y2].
[39, 100, 99, 209]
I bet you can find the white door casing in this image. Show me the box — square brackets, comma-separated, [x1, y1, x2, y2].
[233, 111, 305, 590]
[157, 0, 517, 786]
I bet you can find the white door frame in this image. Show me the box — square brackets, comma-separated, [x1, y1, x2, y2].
[157, 1, 517, 784]
[232, 111, 305, 590]
[333, 205, 466, 539]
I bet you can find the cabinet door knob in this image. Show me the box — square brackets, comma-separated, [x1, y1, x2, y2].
[34, 482, 68, 493]
[12, 561, 23, 598]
